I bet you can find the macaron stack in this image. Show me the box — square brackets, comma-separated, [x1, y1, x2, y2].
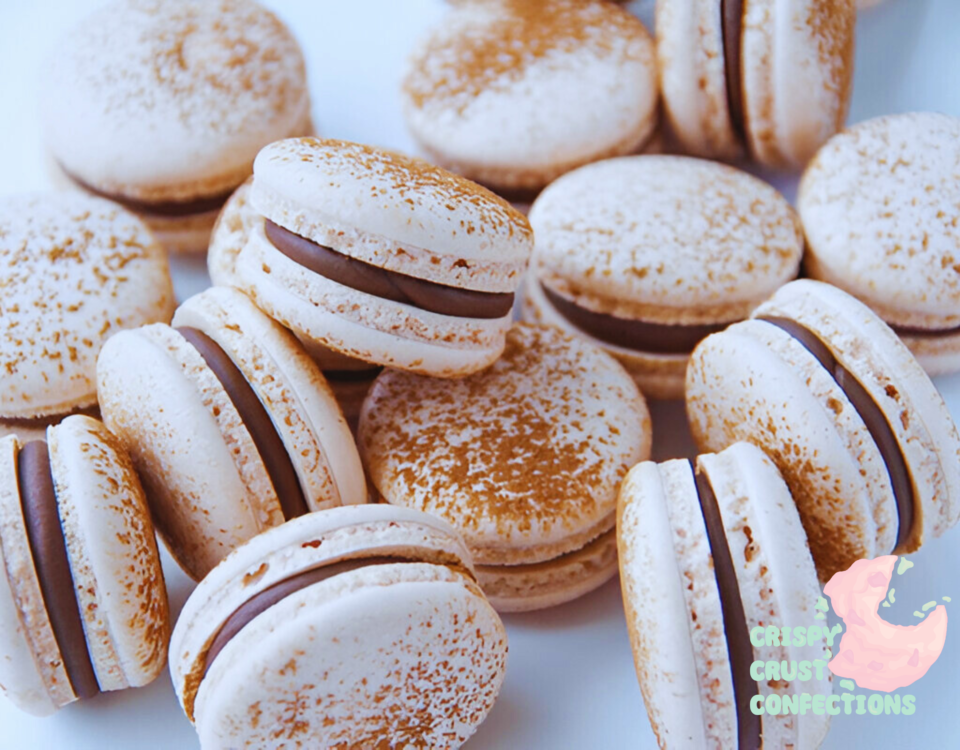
[0, 416, 169, 715]
[360, 323, 652, 611]
[42, 0, 311, 253]
[523, 155, 803, 399]
[402, 0, 659, 199]
[656, 0, 856, 168]
[687, 280, 960, 579]
[0, 193, 174, 442]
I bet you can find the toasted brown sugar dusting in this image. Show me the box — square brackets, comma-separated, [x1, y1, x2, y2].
[359, 324, 650, 553]
[405, 0, 648, 108]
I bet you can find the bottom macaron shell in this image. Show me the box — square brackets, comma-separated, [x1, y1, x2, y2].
[522, 273, 687, 399]
[193, 566, 507, 750]
[238, 223, 511, 378]
[143, 209, 220, 255]
[901, 330, 960, 378]
[476, 527, 618, 613]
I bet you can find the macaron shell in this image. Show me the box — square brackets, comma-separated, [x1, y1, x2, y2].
[172, 287, 367, 512]
[401, 0, 658, 192]
[655, 0, 740, 160]
[521, 270, 688, 400]
[97, 324, 277, 580]
[237, 224, 511, 377]
[194, 565, 506, 749]
[47, 416, 169, 693]
[799, 113, 960, 327]
[698, 443, 831, 748]
[0, 436, 64, 715]
[207, 178, 255, 287]
[527, 156, 803, 321]
[0, 193, 174, 420]
[755, 280, 960, 545]
[900, 330, 960, 378]
[618, 459, 733, 748]
[742, 0, 855, 169]
[686, 320, 888, 578]
[476, 527, 618, 612]
[359, 324, 652, 565]
[42, 0, 309, 202]
[251, 138, 532, 292]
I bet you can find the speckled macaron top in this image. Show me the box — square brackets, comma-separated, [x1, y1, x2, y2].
[42, 0, 310, 203]
[529, 156, 803, 323]
[401, 0, 658, 192]
[207, 177, 254, 288]
[800, 112, 960, 329]
[0, 193, 174, 420]
[250, 137, 533, 292]
[359, 323, 651, 565]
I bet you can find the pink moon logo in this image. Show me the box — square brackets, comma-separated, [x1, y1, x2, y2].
[825, 555, 948, 692]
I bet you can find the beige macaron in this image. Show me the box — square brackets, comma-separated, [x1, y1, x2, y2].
[0, 192, 174, 442]
[360, 323, 652, 611]
[0, 416, 169, 716]
[523, 155, 803, 399]
[401, 0, 659, 198]
[41, 0, 311, 253]
[97, 286, 367, 580]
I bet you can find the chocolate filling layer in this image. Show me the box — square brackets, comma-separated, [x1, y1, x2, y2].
[264, 220, 515, 320]
[694, 466, 761, 750]
[203, 556, 421, 675]
[891, 322, 960, 339]
[17, 441, 100, 700]
[323, 366, 384, 383]
[177, 327, 309, 521]
[760, 317, 915, 551]
[63, 167, 234, 218]
[542, 283, 729, 355]
[722, 0, 747, 141]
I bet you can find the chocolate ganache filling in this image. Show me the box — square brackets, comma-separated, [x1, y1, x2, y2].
[542, 283, 729, 355]
[890, 322, 960, 339]
[694, 466, 761, 750]
[63, 168, 234, 218]
[18, 440, 100, 700]
[177, 327, 309, 521]
[759, 317, 915, 552]
[264, 220, 515, 320]
[722, 0, 747, 142]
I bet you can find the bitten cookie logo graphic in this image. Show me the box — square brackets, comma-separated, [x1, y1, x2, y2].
[825, 555, 948, 692]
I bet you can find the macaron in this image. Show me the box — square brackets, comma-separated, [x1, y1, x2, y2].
[686, 279, 960, 580]
[0, 415, 169, 716]
[0, 192, 174, 441]
[618, 442, 830, 749]
[656, 0, 856, 169]
[170, 504, 508, 749]
[41, 0, 311, 253]
[359, 323, 652, 611]
[207, 177, 382, 425]
[96, 286, 366, 581]
[401, 0, 659, 199]
[799, 112, 960, 375]
[235, 137, 534, 378]
[522, 155, 803, 399]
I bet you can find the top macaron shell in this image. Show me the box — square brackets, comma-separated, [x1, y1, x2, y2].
[41, 0, 310, 202]
[529, 156, 803, 323]
[800, 113, 960, 329]
[401, 0, 658, 191]
[171, 505, 507, 749]
[360, 324, 651, 565]
[97, 287, 366, 579]
[618, 442, 829, 749]
[0, 193, 174, 420]
[656, 0, 855, 169]
[0, 416, 169, 715]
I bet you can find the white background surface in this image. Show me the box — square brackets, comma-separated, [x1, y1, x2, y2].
[1, 0, 959, 747]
